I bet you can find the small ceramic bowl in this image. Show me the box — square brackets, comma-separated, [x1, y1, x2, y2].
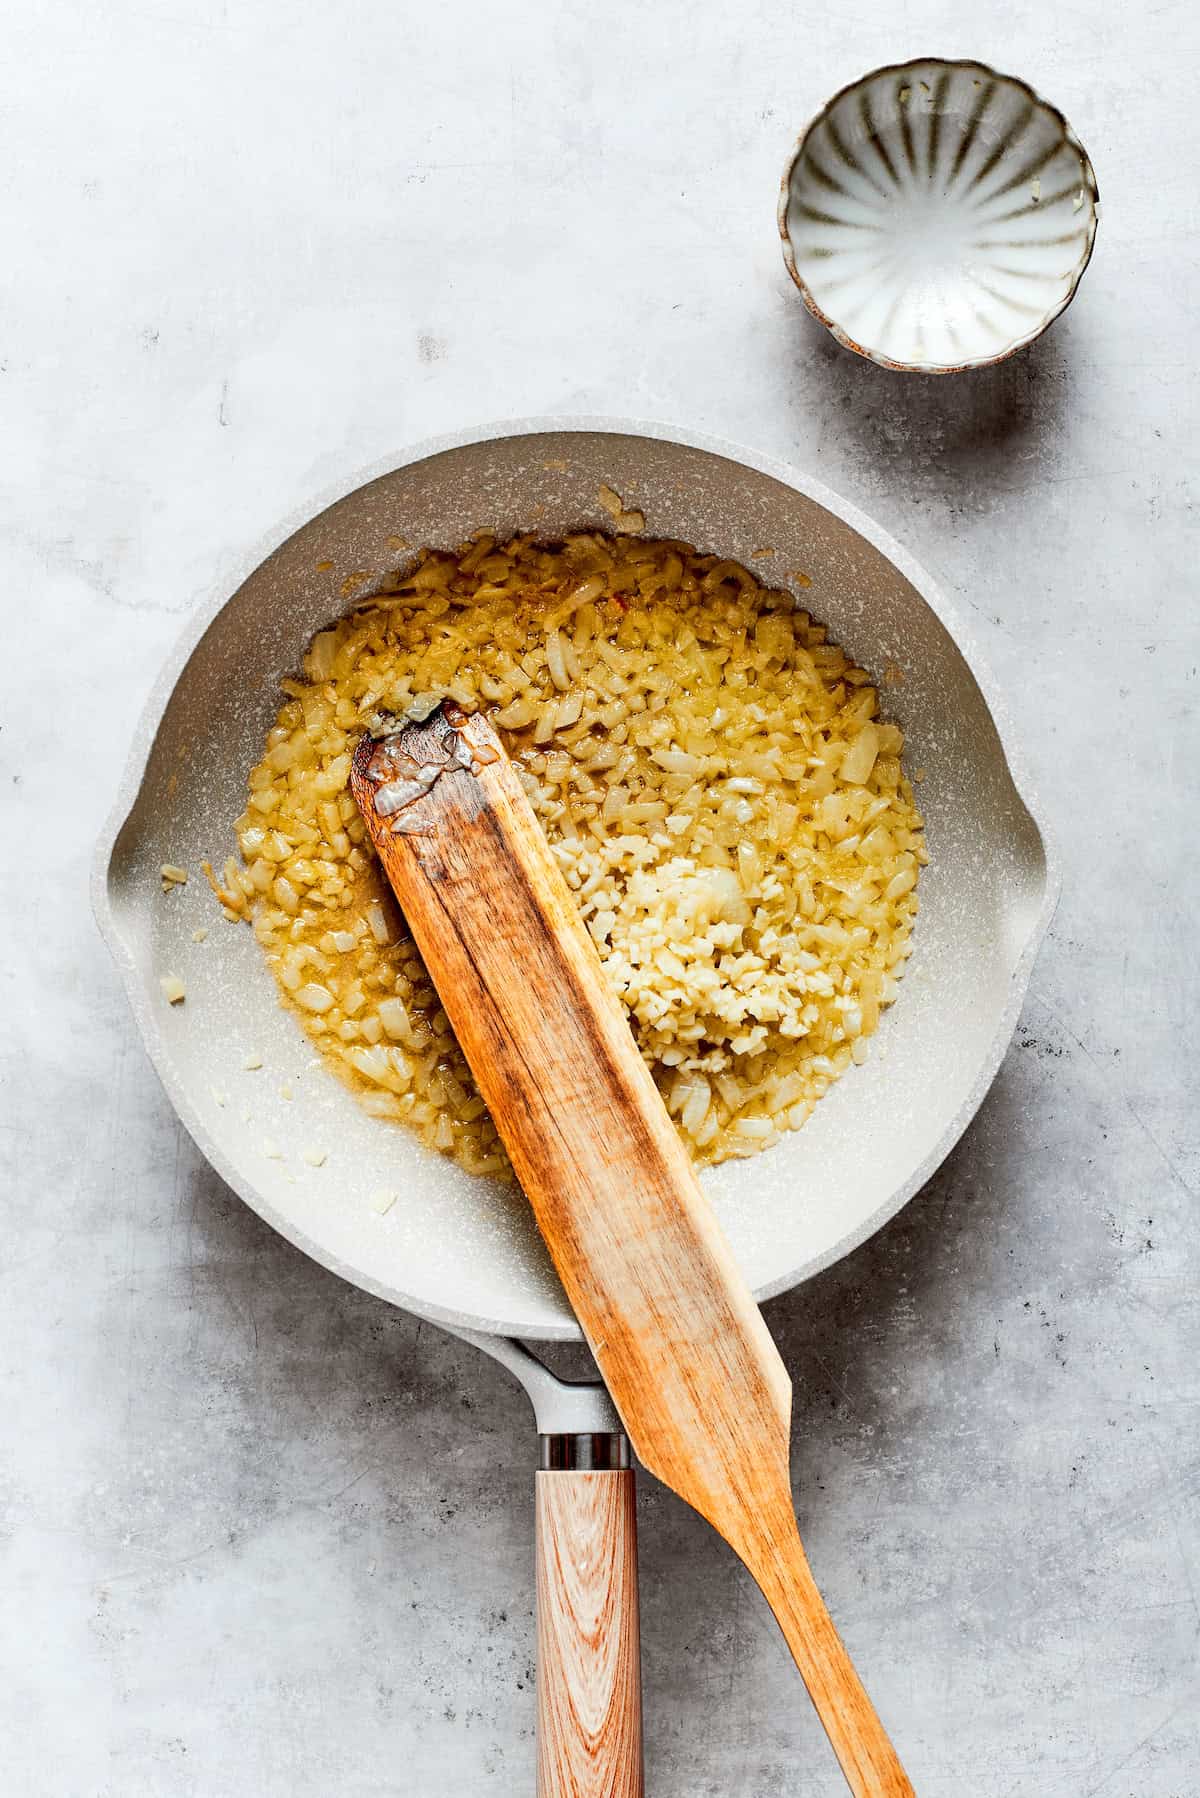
[779, 58, 1099, 373]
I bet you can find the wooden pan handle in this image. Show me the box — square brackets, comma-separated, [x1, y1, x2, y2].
[535, 1467, 643, 1797]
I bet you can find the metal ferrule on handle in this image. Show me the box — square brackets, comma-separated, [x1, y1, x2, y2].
[540, 1433, 630, 1471]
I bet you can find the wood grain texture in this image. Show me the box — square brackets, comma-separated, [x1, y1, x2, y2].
[352, 710, 912, 1797]
[536, 1471, 642, 1798]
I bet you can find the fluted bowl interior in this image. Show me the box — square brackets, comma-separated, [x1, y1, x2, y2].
[780, 59, 1099, 372]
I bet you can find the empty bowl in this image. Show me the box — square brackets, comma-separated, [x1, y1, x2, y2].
[779, 58, 1100, 373]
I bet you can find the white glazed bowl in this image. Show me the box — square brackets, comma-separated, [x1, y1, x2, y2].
[779, 59, 1099, 373]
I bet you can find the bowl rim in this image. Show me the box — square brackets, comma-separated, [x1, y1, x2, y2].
[92, 415, 1062, 1339]
[777, 56, 1101, 375]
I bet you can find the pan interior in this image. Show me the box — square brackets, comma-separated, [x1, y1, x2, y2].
[101, 428, 1049, 1338]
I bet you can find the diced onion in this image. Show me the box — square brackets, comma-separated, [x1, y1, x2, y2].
[295, 983, 335, 1013]
[226, 531, 922, 1178]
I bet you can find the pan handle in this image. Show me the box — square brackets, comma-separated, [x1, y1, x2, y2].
[535, 1435, 643, 1798]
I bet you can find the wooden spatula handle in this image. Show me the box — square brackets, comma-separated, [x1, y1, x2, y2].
[536, 1469, 643, 1798]
[744, 1503, 913, 1797]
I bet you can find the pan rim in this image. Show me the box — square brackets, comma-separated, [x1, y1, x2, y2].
[92, 414, 1061, 1341]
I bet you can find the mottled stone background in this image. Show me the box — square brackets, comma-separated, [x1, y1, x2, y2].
[2, 1, 1197, 1792]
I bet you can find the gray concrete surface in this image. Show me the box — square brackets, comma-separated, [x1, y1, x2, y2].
[2, 2, 1197, 1792]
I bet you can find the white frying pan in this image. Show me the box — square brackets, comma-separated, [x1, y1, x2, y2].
[94, 419, 1056, 1792]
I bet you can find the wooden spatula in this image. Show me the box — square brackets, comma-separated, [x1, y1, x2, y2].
[351, 705, 913, 1798]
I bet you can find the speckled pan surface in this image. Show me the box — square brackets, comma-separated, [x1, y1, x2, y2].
[779, 59, 1099, 372]
[94, 420, 1058, 1340]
